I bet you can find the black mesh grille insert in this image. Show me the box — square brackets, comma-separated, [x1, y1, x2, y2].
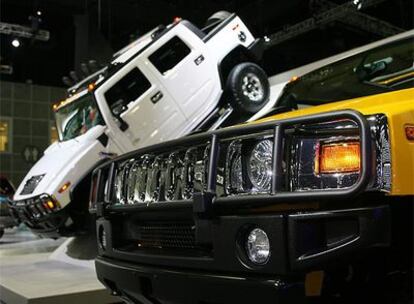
[115, 219, 212, 255]
[20, 174, 45, 195]
[137, 221, 196, 249]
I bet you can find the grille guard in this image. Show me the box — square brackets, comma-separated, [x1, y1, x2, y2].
[91, 110, 373, 215]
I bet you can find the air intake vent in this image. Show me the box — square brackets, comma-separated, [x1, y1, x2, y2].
[20, 174, 45, 195]
[137, 221, 196, 249]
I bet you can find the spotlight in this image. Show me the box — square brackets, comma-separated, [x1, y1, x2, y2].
[11, 38, 20, 48]
[353, 0, 363, 10]
[36, 10, 42, 16]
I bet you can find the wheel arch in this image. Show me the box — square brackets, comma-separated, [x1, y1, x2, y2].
[69, 158, 110, 211]
[217, 45, 259, 88]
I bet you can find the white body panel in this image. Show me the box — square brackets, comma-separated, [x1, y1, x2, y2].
[14, 125, 122, 207]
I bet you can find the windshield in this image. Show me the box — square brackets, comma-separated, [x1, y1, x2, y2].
[55, 93, 104, 141]
[277, 37, 414, 108]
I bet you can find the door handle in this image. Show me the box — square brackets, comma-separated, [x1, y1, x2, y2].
[151, 91, 163, 104]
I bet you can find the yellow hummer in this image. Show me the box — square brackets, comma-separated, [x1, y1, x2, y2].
[91, 34, 413, 303]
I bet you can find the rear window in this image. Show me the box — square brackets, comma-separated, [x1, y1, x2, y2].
[105, 68, 151, 115]
[149, 36, 191, 75]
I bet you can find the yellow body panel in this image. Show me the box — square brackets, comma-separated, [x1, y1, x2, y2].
[254, 87, 414, 195]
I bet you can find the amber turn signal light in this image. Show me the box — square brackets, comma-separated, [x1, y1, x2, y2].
[88, 83, 96, 91]
[58, 182, 71, 193]
[316, 142, 361, 174]
[43, 200, 55, 210]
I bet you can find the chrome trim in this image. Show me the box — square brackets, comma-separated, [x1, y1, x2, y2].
[290, 114, 391, 193]
[368, 114, 391, 192]
[290, 135, 360, 192]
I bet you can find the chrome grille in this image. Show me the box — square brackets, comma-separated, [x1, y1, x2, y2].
[113, 145, 209, 205]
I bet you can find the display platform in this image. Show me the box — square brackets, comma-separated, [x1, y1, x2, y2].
[0, 229, 118, 304]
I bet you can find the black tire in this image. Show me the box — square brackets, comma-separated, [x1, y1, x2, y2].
[226, 62, 270, 114]
[205, 10, 232, 26]
[0, 228, 4, 239]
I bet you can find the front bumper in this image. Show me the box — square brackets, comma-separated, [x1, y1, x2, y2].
[96, 256, 305, 304]
[96, 205, 390, 303]
[10, 203, 70, 238]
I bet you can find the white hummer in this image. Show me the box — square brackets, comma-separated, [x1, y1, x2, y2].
[11, 11, 270, 238]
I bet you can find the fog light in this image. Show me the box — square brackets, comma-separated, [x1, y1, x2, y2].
[99, 226, 107, 250]
[246, 228, 270, 264]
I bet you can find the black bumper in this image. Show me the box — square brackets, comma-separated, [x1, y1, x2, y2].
[96, 256, 305, 304]
[10, 205, 70, 238]
[96, 206, 390, 303]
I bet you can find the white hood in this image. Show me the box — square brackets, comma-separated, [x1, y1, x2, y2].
[14, 126, 107, 206]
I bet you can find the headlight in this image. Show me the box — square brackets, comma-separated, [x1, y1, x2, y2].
[247, 139, 273, 192]
[225, 137, 274, 195]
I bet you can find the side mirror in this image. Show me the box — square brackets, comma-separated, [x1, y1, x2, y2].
[117, 117, 129, 131]
[356, 59, 388, 81]
[110, 99, 129, 131]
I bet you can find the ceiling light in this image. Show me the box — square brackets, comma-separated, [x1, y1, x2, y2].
[11, 38, 20, 48]
[353, 0, 363, 10]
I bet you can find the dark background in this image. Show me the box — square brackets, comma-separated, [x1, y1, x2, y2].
[1, 0, 413, 87]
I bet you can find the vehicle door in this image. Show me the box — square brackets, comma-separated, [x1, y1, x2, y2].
[95, 61, 186, 150]
[143, 25, 221, 128]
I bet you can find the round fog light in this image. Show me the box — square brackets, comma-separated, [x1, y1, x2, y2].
[246, 228, 270, 264]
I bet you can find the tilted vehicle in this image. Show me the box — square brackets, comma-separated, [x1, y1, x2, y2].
[11, 11, 269, 238]
[0, 176, 17, 239]
[91, 33, 413, 303]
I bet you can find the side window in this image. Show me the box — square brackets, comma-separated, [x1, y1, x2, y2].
[105, 68, 151, 115]
[361, 38, 414, 90]
[149, 36, 191, 75]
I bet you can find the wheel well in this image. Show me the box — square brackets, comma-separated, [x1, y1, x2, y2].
[69, 159, 109, 212]
[70, 173, 92, 212]
[218, 46, 257, 88]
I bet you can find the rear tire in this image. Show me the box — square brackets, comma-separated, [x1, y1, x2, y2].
[205, 10, 232, 26]
[0, 228, 4, 239]
[226, 62, 270, 114]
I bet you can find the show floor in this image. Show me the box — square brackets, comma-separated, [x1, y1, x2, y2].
[0, 227, 119, 304]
